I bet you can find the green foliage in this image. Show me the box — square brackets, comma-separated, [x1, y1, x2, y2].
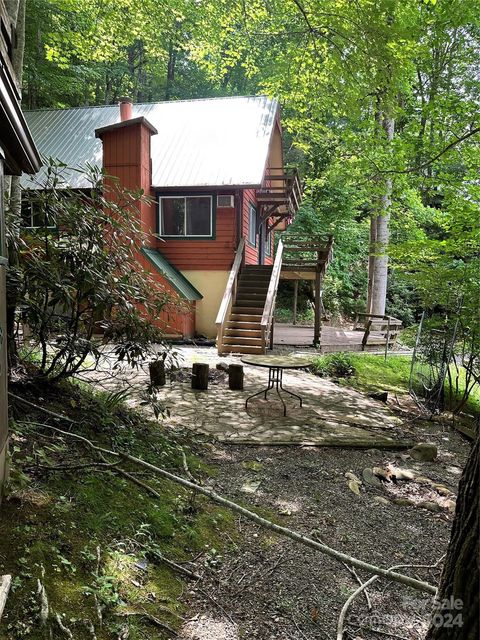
[3, 381, 234, 638]
[311, 353, 356, 379]
[8, 160, 178, 381]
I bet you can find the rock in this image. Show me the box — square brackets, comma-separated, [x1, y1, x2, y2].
[368, 391, 388, 402]
[373, 496, 390, 506]
[362, 468, 382, 487]
[372, 466, 393, 482]
[393, 497, 415, 507]
[414, 476, 433, 485]
[387, 465, 415, 481]
[433, 484, 453, 496]
[443, 499, 456, 512]
[348, 479, 361, 496]
[345, 471, 362, 484]
[216, 362, 229, 372]
[409, 442, 438, 462]
[418, 500, 442, 513]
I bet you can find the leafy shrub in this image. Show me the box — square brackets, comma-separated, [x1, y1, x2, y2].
[312, 353, 356, 378]
[8, 161, 181, 381]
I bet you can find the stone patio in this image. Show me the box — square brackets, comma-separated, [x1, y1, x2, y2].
[86, 346, 412, 449]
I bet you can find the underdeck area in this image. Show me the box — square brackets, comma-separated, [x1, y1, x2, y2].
[273, 323, 396, 352]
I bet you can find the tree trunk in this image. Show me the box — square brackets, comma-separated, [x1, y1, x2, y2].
[425, 429, 479, 640]
[367, 114, 394, 317]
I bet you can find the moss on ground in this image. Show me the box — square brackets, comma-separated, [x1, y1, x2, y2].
[0, 380, 236, 639]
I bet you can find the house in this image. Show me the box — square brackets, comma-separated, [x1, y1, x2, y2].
[22, 97, 332, 354]
[0, 0, 41, 499]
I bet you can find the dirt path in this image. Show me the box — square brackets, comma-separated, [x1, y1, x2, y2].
[177, 423, 469, 640]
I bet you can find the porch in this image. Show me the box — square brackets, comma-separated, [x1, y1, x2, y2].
[273, 323, 402, 353]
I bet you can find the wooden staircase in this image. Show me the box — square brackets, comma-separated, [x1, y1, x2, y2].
[221, 265, 273, 354]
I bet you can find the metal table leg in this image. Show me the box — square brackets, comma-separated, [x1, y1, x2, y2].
[245, 366, 303, 417]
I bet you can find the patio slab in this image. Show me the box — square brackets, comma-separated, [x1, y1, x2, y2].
[86, 346, 412, 449]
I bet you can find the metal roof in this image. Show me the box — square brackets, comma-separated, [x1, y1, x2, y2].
[22, 96, 279, 190]
[141, 248, 202, 301]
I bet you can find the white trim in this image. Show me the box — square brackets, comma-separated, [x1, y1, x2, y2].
[248, 203, 257, 247]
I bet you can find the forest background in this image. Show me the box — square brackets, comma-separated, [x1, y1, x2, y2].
[18, 0, 480, 328]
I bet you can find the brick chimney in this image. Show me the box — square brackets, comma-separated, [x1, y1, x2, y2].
[95, 103, 158, 235]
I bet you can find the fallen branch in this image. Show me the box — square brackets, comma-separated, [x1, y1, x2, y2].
[146, 547, 201, 581]
[114, 611, 177, 635]
[181, 449, 200, 484]
[9, 393, 75, 423]
[336, 558, 445, 640]
[55, 613, 74, 638]
[341, 562, 372, 610]
[30, 423, 437, 595]
[0, 575, 11, 621]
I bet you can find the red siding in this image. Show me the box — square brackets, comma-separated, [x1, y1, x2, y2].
[138, 251, 195, 337]
[155, 204, 237, 271]
[243, 189, 259, 265]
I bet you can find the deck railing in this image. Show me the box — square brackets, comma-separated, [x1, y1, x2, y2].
[353, 312, 403, 358]
[216, 238, 245, 354]
[261, 237, 284, 351]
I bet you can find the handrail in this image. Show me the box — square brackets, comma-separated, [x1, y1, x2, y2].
[215, 238, 245, 328]
[261, 238, 284, 349]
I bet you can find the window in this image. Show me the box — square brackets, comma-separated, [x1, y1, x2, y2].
[248, 204, 257, 246]
[265, 227, 272, 257]
[21, 199, 56, 229]
[159, 195, 213, 237]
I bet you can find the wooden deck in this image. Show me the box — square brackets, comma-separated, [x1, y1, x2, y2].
[273, 324, 390, 352]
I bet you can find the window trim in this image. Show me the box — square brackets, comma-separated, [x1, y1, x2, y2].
[158, 194, 215, 239]
[264, 226, 272, 257]
[247, 203, 257, 247]
[21, 199, 57, 230]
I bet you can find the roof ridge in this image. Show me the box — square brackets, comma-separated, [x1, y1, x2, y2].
[24, 95, 275, 113]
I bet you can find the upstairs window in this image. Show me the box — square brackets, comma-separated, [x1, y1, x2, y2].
[21, 199, 56, 229]
[248, 204, 257, 246]
[159, 195, 213, 238]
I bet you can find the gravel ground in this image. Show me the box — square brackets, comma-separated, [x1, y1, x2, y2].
[178, 418, 470, 640]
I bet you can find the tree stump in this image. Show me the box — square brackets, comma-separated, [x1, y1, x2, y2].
[192, 363, 209, 390]
[228, 364, 244, 390]
[149, 360, 166, 387]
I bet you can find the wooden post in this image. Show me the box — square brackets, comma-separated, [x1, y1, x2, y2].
[269, 316, 275, 350]
[293, 280, 298, 325]
[313, 271, 321, 347]
[192, 363, 209, 390]
[228, 364, 244, 390]
[149, 360, 166, 387]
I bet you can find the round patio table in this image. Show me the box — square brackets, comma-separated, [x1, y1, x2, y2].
[241, 355, 313, 416]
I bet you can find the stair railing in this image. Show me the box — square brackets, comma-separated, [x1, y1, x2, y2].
[261, 237, 284, 352]
[216, 238, 245, 354]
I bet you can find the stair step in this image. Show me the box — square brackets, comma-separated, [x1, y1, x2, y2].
[222, 336, 263, 346]
[221, 344, 264, 354]
[224, 327, 262, 337]
[236, 292, 267, 300]
[237, 283, 268, 297]
[232, 306, 265, 315]
[235, 298, 264, 306]
[229, 314, 262, 323]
